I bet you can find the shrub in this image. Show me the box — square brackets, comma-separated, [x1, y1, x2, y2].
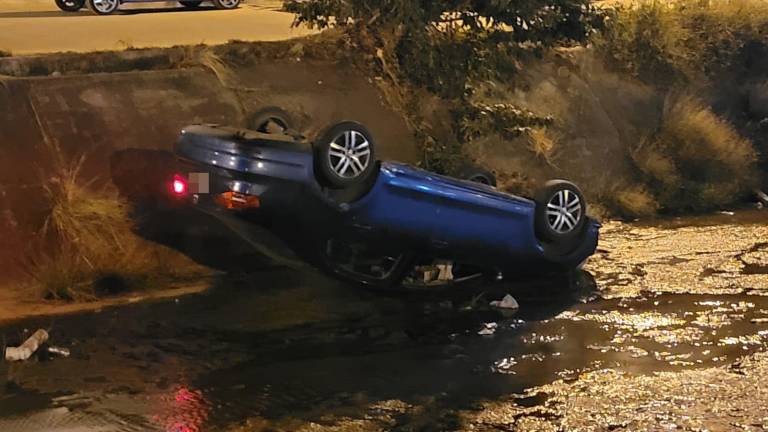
[610, 183, 660, 218]
[28, 150, 209, 300]
[595, 0, 768, 85]
[631, 95, 758, 212]
[285, 0, 603, 175]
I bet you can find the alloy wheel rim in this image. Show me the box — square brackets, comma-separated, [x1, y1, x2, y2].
[218, 0, 239, 8]
[328, 130, 371, 179]
[546, 189, 582, 234]
[92, 0, 117, 12]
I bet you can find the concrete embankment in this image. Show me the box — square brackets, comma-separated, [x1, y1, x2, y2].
[0, 52, 418, 282]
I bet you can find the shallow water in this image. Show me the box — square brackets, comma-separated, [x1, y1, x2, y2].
[0, 211, 766, 431]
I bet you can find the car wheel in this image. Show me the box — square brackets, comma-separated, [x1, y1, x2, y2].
[315, 122, 377, 189]
[179, 0, 203, 7]
[456, 163, 497, 187]
[534, 180, 587, 244]
[88, 0, 119, 14]
[249, 107, 292, 135]
[212, 0, 239, 9]
[55, 0, 85, 12]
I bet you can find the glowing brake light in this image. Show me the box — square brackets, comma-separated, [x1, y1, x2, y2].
[172, 174, 187, 196]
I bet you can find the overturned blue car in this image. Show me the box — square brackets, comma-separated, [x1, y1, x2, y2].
[169, 108, 599, 287]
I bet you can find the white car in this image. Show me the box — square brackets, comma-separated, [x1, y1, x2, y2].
[55, 0, 240, 15]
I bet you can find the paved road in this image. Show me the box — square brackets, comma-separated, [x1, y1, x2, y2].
[0, 0, 315, 55]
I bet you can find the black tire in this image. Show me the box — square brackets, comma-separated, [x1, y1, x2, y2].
[55, 0, 85, 11]
[314, 121, 377, 189]
[87, 0, 119, 14]
[248, 107, 292, 134]
[534, 180, 587, 244]
[212, 0, 239, 9]
[179, 0, 202, 7]
[455, 163, 497, 187]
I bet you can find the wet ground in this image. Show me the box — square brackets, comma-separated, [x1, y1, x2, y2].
[0, 210, 766, 431]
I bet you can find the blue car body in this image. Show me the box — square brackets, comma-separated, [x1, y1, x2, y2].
[174, 125, 599, 275]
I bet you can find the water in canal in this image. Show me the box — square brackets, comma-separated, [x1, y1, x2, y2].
[0, 211, 766, 431]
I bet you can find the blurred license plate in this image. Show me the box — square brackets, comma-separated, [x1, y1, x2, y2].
[188, 172, 209, 194]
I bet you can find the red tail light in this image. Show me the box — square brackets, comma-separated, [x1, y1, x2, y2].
[172, 174, 187, 196]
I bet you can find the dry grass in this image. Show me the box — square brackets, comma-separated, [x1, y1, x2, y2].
[611, 183, 660, 218]
[525, 127, 560, 166]
[176, 46, 235, 85]
[28, 148, 210, 301]
[632, 94, 758, 212]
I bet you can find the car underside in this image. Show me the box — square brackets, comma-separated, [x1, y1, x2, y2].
[167, 108, 600, 288]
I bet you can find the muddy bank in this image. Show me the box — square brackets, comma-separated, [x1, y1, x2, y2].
[465, 49, 768, 217]
[0, 50, 418, 283]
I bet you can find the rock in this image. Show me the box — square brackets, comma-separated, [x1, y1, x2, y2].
[478, 322, 498, 336]
[5, 329, 49, 362]
[490, 294, 520, 310]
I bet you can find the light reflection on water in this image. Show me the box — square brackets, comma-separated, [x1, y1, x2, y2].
[154, 386, 210, 432]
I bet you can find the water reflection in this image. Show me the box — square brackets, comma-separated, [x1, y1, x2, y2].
[154, 386, 210, 432]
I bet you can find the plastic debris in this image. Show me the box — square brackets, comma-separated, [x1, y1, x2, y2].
[5, 329, 49, 362]
[478, 322, 498, 336]
[719, 211, 735, 216]
[490, 294, 520, 310]
[47, 346, 71, 358]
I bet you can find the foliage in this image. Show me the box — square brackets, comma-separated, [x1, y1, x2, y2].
[286, 0, 603, 98]
[631, 95, 757, 212]
[285, 1, 602, 176]
[458, 102, 554, 141]
[595, 0, 768, 85]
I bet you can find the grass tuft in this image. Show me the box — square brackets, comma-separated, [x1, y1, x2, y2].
[525, 127, 559, 166]
[28, 146, 210, 301]
[611, 183, 660, 218]
[632, 94, 758, 212]
[176, 45, 236, 86]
